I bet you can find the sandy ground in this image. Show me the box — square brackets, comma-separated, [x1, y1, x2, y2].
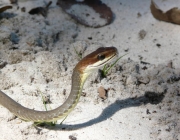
[0, 0, 180, 140]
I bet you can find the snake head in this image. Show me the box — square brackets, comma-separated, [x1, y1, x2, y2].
[76, 47, 118, 74]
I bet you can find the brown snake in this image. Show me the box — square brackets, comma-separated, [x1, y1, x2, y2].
[0, 47, 118, 122]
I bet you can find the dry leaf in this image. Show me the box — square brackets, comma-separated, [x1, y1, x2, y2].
[9, 0, 17, 4]
[150, 0, 180, 24]
[57, 0, 113, 28]
[29, 1, 52, 17]
[0, 5, 12, 13]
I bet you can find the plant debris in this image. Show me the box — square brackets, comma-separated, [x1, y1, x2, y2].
[29, 1, 52, 17]
[0, 5, 12, 13]
[57, 0, 113, 28]
[150, 0, 180, 25]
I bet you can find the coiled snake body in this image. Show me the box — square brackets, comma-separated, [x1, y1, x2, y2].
[0, 47, 118, 122]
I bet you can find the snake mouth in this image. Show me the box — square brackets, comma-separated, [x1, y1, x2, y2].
[92, 52, 118, 68]
[100, 53, 117, 66]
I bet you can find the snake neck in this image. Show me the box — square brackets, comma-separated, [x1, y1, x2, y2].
[60, 70, 89, 117]
[47, 70, 89, 121]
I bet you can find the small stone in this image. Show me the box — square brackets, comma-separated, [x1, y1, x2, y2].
[69, 135, 77, 140]
[156, 85, 165, 94]
[43, 94, 51, 104]
[139, 29, 146, 40]
[98, 86, 107, 100]
[10, 32, 20, 44]
[167, 61, 173, 68]
[63, 89, 66, 95]
[21, 7, 26, 12]
[138, 76, 150, 84]
[146, 109, 151, 114]
[126, 75, 137, 85]
[81, 92, 86, 97]
[0, 59, 7, 68]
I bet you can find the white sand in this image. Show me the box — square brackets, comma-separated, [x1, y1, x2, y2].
[0, 0, 180, 140]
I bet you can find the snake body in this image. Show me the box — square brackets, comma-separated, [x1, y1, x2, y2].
[0, 47, 117, 122]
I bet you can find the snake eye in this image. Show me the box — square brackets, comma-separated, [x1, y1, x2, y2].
[97, 54, 105, 60]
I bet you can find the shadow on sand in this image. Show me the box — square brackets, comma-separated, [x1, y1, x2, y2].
[38, 91, 164, 131]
